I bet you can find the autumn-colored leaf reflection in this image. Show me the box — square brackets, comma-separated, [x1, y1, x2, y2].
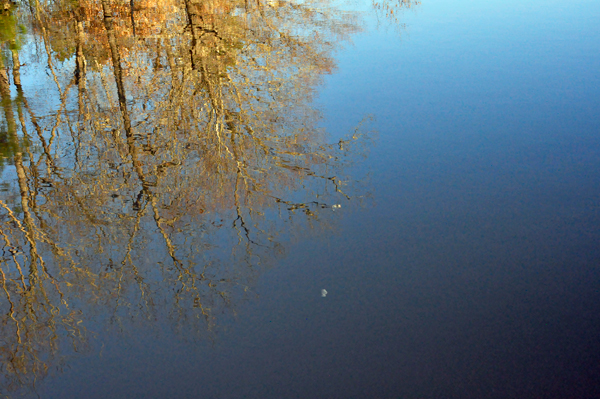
[0, 0, 415, 394]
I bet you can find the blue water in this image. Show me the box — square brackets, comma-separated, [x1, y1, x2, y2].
[30, 0, 600, 397]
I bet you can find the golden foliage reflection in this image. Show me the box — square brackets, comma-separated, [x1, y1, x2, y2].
[0, 0, 416, 394]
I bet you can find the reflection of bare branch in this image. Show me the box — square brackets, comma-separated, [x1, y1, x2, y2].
[0, 0, 381, 394]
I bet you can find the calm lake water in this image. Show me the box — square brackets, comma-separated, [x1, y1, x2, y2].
[1, 0, 599, 397]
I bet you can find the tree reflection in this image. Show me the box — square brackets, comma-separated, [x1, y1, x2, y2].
[0, 0, 414, 395]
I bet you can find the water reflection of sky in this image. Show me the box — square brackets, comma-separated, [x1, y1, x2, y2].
[5, 0, 600, 397]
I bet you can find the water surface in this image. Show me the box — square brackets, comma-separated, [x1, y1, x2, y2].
[0, 0, 599, 397]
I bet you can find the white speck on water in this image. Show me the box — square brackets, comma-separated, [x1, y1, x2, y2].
[321, 289, 328, 297]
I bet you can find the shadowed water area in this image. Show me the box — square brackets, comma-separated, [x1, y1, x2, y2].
[0, 0, 599, 397]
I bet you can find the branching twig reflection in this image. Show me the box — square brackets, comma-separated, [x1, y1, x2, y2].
[0, 0, 406, 395]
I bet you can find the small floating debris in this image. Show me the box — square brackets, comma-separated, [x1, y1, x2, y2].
[321, 289, 328, 297]
[332, 204, 341, 210]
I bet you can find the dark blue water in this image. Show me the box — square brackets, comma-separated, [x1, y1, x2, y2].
[2, 0, 600, 397]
